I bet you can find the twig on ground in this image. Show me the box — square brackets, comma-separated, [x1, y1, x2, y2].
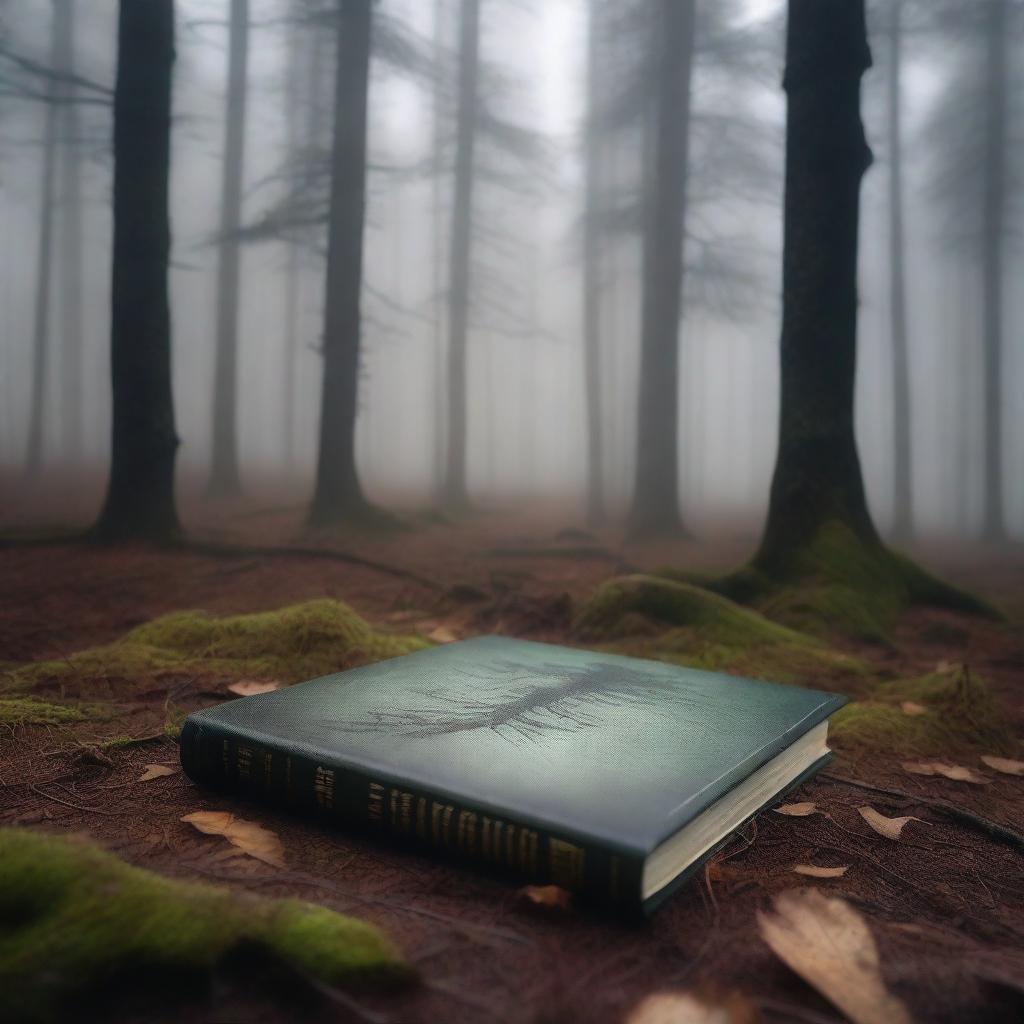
[28, 782, 118, 816]
[182, 539, 443, 592]
[820, 772, 1024, 851]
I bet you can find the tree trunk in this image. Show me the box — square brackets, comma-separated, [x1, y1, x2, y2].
[887, 0, 912, 537]
[281, 14, 301, 471]
[307, 0, 373, 526]
[94, 0, 179, 541]
[754, 0, 875, 572]
[56, 0, 84, 466]
[581, 0, 606, 527]
[207, 0, 249, 497]
[442, 0, 481, 509]
[980, 0, 1007, 541]
[627, 0, 695, 538]
[431, 0, 448, 504]
[23, 1, 61, 479]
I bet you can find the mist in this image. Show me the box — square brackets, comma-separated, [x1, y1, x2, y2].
[0, 0, 1021, 541]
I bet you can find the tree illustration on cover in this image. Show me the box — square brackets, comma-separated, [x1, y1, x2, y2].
[337, 659, 698, 744]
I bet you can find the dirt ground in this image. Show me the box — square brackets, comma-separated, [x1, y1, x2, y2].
[2, 479, 1023, 1023]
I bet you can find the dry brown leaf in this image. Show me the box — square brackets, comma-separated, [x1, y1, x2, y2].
[626, 990, 761, 1024]
[138, 764, 175, 782]
[773, 802, 817, 817]
[227, 679, 281, 697]
[980, 755, 1024, 777]
[427, 625, 459, 643]
[517, 884, 571, 910]
[902, 761, 989, 784]
[792, 864, 849, 878]
[900, 701, 927, 716]
[757, 888, 912, 1024]
[858, 805, 923, 841]
[181, 811, 285, 867]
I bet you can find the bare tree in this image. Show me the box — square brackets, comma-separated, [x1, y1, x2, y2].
[308, 0, 375, 525]
[94, 0, 179, 541]
[207, 0, 250, 497]
[628, 0, 696, 537]
[581, 0, 606, 526]
[56, 0, 84, 464]
[23, 1, 61, 479]
[441, 0, 481, 509]
[885, 0, 913, 537]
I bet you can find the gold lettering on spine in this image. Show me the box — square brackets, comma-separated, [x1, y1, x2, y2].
[313, 766, 335, 809]
[397, 791, 414, 834]
[457, 811, 477, 855]
[442, 805, 454, 847]
[549, 838, 586, 889]
[236, 744, 253, 782]
[262, 751, 273, 787]
[416, 797, 427, 839]
[367, 782, 385, 823]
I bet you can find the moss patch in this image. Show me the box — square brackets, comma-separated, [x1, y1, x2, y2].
[0, 828, 413, 1021]
[830, 665, 1017, 756]
[672, 521, 999, 642]
[0, 698, 86, 730]
[7, 599, 428, 692]
[573, 574, 863, 684]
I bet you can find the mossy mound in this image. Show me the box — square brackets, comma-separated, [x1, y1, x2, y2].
[0, 698, 85, 729]
[7, 599, 428, 691]
[0, 828, 413, 1022]
[573, 574, 863, 684]
[668, 521, 999, 643]
[830, 665, 1017, 756]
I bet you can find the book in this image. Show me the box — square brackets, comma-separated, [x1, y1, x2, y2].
[179, 636, 846, 914]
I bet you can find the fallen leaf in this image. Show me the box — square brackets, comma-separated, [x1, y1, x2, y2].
[980, 755, 1024, 777]
[181, 811, 285, 867]
[792, 864, 849, 878]
[858, 805, 923, 841]
[138, 764, 176, 782]
[900, 701, 927, 716]
[626, 990, 761, 1024]
[427, 625, 459, 643]
[227, 679, 281, 697]
[757, 888, 912, 1024]
[902, 761, 989, 784]
[517, 884, 571, 910]
[773, 802, 817, 817]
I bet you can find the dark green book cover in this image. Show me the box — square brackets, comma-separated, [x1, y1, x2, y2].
[180, 636, 846, 912]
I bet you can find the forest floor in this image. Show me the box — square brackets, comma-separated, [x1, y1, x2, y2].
[1, 478, 1023, 1023]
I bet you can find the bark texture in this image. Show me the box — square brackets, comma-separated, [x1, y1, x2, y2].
[627, 0, 695, 538]
[207, 0, 249, 497]
[442, 0, 481, 509]
[754, 0, 877, 573]
[94, 0, 179, 541]
[308, 0, 374, 526]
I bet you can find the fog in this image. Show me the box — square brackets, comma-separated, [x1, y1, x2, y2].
[1, 0, 1021, 540]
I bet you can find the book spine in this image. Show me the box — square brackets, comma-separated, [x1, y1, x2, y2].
[179, 717, 643, 911]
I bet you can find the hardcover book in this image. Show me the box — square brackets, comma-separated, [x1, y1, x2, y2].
[180, 636, 846, 913]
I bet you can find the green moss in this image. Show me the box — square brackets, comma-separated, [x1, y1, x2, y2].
[573, 574, 863, 684]
[683, 521, 999, 642]
[0, 698, 85, 729]
[8, 600, 428, 691]
[0, 828, 413, 1021]
[830, 665, 1017, 756]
